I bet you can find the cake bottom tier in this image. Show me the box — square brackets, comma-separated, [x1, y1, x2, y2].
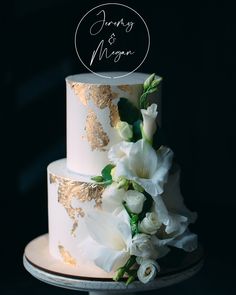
[47, 159, 113, 278]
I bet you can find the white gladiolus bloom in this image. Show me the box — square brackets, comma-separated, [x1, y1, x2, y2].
[130, 234, 158, 259]
[141, 103, 158, 142]
[137, 259, 160, 284]
[116, 121, 133, 141]
[108, 141, 133, 165]
[139, 212, 162, 235]
[153, 169, 198, 252]
[112, 139, 173, 197]
[81, 210, 132, 272]
[124, 190, 146, 214]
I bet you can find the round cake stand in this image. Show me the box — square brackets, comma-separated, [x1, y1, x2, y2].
[23, 234, 204, 295]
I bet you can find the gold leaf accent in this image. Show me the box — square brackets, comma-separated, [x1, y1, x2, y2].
[71, 220, 78, 237]
[58, 245, 77, 266]
[68, 82, 118, 109]
[49, 173, 104, 236]
[108, 102, 120, 127]
[68, 82, 88, 106]
[49, 174, 57, 184]
[117, 85, 134, 95]
[89, 85, 118, 109]
[85, 109, 109, 151]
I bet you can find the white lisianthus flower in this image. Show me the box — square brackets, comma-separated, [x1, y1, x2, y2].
[108, 141, 133, 165]
[116, 121, 133, 141]
[141, 103, 158, 142]
[130, 234, 158, 259]
[139, 212, 162, 235]
[123, 190, 146, 214]
[81, 210, 132, 272]
[112, 139, 173, 197]
[137, 259, 160, 284]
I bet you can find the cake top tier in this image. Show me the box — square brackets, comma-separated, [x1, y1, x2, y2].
[66, 72, 152, 85]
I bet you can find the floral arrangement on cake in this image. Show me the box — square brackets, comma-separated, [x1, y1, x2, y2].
[82, 74, 197, 284]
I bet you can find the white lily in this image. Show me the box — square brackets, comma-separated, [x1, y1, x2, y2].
[141, 103, 158, 142]
[108, 141, 133, 165]
[81, 210, 132, 272]
[137, 259, 160, 284]
[112, 139, 173, 197]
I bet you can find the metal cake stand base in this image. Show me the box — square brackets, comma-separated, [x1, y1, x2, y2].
[23, 234, 204, 295]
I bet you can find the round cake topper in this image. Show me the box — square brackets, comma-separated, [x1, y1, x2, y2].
[74, 3, 150, 79]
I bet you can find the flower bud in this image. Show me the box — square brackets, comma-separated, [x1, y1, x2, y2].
[116, 121, 133, 141]
[124, 190, 146, 214]
[144, 73, 155, 91]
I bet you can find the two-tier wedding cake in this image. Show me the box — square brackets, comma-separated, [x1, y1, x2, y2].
[47, 72, 197, 284]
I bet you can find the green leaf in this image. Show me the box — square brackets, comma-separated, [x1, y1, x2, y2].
[132, 119, 142, 142]
[101, 164, 115, 181]
[118, 98, 141, 124]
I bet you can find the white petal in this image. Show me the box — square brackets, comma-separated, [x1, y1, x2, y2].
[102, 184, 125, 214]
[162, 168, 197, 223]
[108, 141, 133, 164]
[167, 229, 198, 252]
[95, 247, 130, 272]
[85, 210, 131, 250]
[129, 140, 157, 178]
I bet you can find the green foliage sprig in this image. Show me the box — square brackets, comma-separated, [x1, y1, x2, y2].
[139, 73, 162, 109]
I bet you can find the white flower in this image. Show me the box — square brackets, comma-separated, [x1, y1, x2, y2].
[141, 103, 158, 142]
[81, 210, 132, 272]
[139, 212, 161, 235]
[124, 190, 146, 214]
[112, 139, 173, 197]
[116, 121, 133, 141]
[102, 186, 146, 215]
[152, 168, 198, 252]
[130, 234, 158, 259]
[108, 141, 133, 165]
[137, 259, 160, 284]
[101, 184, 126, 215]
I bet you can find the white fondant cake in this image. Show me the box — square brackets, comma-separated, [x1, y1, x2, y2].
[66, 72, 161, 175]
[47, 72, 197, 284]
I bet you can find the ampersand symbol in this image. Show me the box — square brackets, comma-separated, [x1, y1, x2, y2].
[108, 33, 116, 45]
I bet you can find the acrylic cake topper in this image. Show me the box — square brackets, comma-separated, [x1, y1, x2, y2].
[74, 3, 150, 79]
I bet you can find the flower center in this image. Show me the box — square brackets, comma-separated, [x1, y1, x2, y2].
[135, 167, 150, 179]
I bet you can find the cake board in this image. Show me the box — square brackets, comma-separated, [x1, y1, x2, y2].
[23, 234, 204, 295]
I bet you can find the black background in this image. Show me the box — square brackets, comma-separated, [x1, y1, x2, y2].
[1, 0, 236, 294]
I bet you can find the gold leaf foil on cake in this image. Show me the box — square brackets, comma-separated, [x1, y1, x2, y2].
[58, 245, 77, 266]
[49, 173, 104, 236]
[68, 82, 118, 109]
[68, 82, 89, 106]
[117, 85, 135, 95]
[108, 102, 120, 127]
[89, 85, 118, 109]
[85, 109, 109, 151]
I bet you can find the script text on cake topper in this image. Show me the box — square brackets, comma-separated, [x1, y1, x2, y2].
[74, 3, 150, 78]
[89, 9, 135, 65]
